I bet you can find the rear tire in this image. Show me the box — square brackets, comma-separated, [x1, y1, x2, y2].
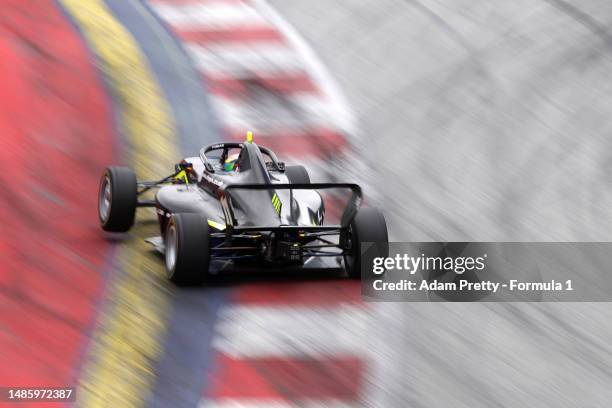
[285, 165, 310, 184]
[344, 207, 388, 279]
[165, 213, 210, 286]
[98, 167, 137, 232]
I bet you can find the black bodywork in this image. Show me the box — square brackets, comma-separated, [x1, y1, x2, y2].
[138, 141, 362, 266]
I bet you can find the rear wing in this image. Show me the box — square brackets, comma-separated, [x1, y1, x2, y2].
[218, 183, 362, 234]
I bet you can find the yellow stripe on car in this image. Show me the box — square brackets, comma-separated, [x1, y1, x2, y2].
[207, 219, 226, 230]
[59, 0, 178, 407]
[272, 193, 282, 214]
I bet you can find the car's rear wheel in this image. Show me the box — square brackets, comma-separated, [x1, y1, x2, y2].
[98, 167, 137, 232]
[165, 213, 210, 286]
[285, 165, 310, 184]
[344, 207, 388, 279]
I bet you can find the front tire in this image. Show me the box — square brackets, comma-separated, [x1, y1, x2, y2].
[165, 213, 210, 286]
[344, 207, 388, 279]
[98, 167, 137, 232]
[285, 165, 310, 184]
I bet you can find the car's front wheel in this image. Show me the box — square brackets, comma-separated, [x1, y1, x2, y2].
[165, 213, 210, 286]
[285, 165, 310, 184]
[98, 167, 137, 232]
[344, 207, 388, 279]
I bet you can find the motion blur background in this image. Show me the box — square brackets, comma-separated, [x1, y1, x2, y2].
[2, 0, 612, 407]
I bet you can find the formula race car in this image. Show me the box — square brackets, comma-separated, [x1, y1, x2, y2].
[97, 133, 388, 285]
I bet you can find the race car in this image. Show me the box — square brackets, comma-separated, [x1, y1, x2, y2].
[97, 132, 388, 285]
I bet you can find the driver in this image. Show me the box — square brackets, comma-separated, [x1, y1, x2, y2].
[223, 153, 240, 172]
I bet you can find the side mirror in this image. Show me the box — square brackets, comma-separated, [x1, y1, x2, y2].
[175, 162, 197, 174]
[277, 161, 285, 171]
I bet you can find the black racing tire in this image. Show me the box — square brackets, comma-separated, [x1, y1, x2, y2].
[344, 207, 389, 279]
[285, 165, 310, 184]
[98, 167, 137, 232]
[164, 213, 210, 286]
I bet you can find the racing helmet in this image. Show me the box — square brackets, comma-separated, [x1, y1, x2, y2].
[223, 153, 240, 171]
